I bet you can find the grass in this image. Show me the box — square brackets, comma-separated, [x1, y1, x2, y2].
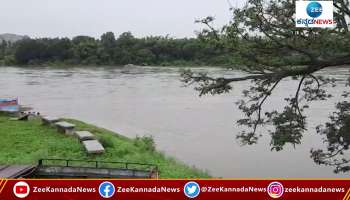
[0, 113, 209, 178]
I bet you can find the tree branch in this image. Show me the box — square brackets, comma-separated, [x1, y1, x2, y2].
[294, 76, 306, 122]
[253, 78, 282, 134]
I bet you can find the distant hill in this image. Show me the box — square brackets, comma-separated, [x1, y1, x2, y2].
[0, 33, 29, 43]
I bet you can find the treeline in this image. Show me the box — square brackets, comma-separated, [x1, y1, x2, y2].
[0, 32, 235, 66]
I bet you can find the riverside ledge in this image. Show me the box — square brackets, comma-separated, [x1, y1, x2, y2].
[0, 112, 210, 178]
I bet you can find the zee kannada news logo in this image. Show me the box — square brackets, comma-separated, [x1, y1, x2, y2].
[295, 1, 335, 28]
[13, 181, 30, 198]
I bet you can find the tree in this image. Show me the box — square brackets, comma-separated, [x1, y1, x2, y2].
[135, 48, 156, 64]
[72, 36, 98, 63]
[0, 40, 6, 60]
[100, 32, 116, 64]
[46, 38, 73, 61]
[14, 39, 46, 64]
[116, 32, 136, 47]
[181, 0, 350, 173]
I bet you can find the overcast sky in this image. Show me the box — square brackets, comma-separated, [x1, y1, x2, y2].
[0, 0, 246, 39]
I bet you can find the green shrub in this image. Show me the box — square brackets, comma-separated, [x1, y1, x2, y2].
[98, 136, 114, 148]
[134, 135, 156, 152]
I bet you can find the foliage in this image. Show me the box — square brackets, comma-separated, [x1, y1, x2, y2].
[0, 32, 235, 67]
[182, 0, 350, 173]
[134, 135, 156, 152]
[312, 101, 350, 173]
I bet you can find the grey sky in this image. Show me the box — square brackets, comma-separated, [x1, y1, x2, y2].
[0, 0, 246, 39]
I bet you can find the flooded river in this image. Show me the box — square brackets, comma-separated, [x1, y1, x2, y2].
[1, 66, 349, 178]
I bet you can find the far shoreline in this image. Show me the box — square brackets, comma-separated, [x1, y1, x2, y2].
[0, 63, 233, 69]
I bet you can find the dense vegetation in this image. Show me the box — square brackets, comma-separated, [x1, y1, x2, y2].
[0, 113, 209, 178]
[0, 32, 235, 66]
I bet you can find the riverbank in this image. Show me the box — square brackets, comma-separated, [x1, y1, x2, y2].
[0, 62, 233, 68]
[0, 113, 209, 178]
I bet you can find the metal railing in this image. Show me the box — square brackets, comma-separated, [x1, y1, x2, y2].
[38, 158, 158, 172]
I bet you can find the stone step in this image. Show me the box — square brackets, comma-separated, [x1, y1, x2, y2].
[83, 140, 105, 154]
[75, 131, 95, 141]
[55, 121, 75, 135]
[42, 116, 60, 125]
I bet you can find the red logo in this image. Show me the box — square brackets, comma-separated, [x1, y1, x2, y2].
[13, 181, 30, 198]
[15, 185, 28, 194]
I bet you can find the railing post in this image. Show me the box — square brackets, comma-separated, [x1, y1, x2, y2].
[96, 161, 98, 168]
[38, 159, 43, 166]
[66, 160, 69, 167]
[125, 163, 128, 169]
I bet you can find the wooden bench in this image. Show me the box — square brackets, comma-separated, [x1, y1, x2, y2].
[82, 140, 105, 154]
[55, 121, 75, 135]
[75, 131, 95, 141]
[42, 116, 60, 126]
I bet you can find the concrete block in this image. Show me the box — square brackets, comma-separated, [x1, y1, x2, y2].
[75, 131, 95, 141]
[42, 116, 60, 126]
[83, 140, 105, 154]
[55, 121, 75, 135]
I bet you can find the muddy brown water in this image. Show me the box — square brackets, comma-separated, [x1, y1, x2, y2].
[1, 66, 349, 178]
